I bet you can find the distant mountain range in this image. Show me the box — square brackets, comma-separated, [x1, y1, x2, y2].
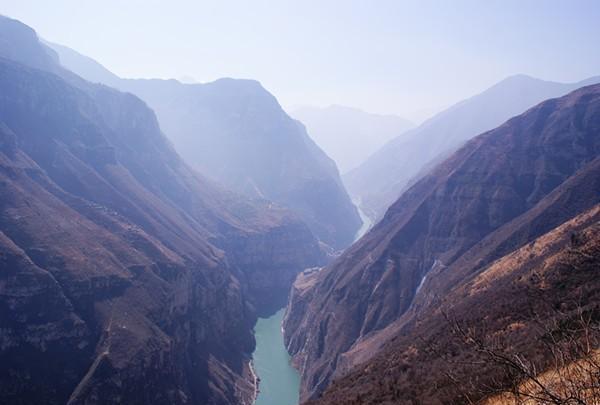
[344, 73, 600, 222]
[290, 105, 413, 174]
[285, 81, 600, 402]
[48, 42, 361, 250]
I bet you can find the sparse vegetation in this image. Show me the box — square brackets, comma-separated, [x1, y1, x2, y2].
[438, 303, 600, 404]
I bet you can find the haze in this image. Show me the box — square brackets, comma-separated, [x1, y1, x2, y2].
[2, 0, 599, 121]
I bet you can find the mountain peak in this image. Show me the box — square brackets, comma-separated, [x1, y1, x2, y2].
[499, 73, 539, 83]
[345, 71, 599, 222]
[0, 15, 58, 71]
[44, 40, 360, 249]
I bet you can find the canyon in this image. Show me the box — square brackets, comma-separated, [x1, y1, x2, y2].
[1, 9, 599, 405]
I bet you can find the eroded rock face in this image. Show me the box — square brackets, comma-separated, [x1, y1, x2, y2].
[284, 83, 600, 402]
[224, 218, 323, 316]
[0, 16, 323, 405]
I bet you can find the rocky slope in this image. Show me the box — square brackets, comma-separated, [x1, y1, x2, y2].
[0, 16, 322, 404]
[284, 83, 600, 402]
[344, 74, 600, 222]
[308, 204, 600, 404]
[49, 42, 361, 250]
[290, 105, 413, 173]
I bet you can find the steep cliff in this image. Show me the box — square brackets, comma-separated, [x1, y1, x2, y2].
[0, 16, 322, 404]
[49, 42, 362, 250]
[284, 83, 600, 401]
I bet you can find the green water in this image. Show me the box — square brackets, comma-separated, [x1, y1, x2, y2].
[253, 308, 300, 405]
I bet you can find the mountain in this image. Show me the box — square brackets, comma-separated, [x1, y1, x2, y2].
[0, 16, 59, 73]
[307, 204, 600, 404]
[344, 74, 600, 222]
[290, 105, 413, 173]
[283, 83, 600, 402]
[48, 42, 361, 250]
[0, 16, 323, 404]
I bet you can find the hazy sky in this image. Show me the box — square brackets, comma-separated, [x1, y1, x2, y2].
[2, 0, 599, 121]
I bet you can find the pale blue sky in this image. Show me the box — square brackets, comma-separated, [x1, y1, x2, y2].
[1, 0, 599, 120]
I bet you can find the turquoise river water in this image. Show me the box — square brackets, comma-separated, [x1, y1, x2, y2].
[253, 308, 300, 405]
[252, 204, 373, 404]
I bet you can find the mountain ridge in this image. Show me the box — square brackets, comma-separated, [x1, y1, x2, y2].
[344, 72, 600, 222]
[284, 82, 600, 402]
[48, 40, 362, 250]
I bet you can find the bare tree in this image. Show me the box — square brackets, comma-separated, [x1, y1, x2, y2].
[434, 305, 600, 405]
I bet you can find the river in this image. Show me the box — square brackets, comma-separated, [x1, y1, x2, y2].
[253, 308, 300, 405]
[252, 203, 373, 405]
[353, 201, 374, 241]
